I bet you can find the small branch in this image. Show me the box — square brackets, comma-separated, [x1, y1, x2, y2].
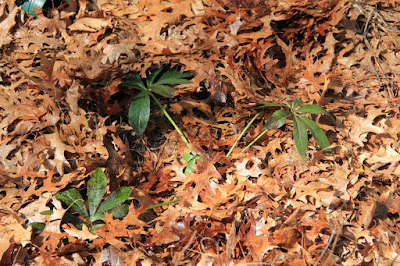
[173, 230, 197, 265]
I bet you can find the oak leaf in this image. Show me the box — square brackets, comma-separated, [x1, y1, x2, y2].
[44, 132, 77, 175]
[68, 18, 110, 32]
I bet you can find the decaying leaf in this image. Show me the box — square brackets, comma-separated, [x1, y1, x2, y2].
[1, 0, 400, 264]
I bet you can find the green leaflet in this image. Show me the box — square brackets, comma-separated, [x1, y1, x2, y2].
[129, 91, 150, 137]
[55, 188, 89, 220]
[151, 84, 175, 98]
[146, 67, 164, 87]
[296, 104, 334, 119]
[122, 73, 147, 91]
[183, 153, 205, 174]
[110, 204, 130, 219]
[55, 168, 132, 232]
[87, 168, 107, 220]
[264, 109, 291, 130]
[93, 187, 132, 221]
[297, 115, 331, 154]
[293, 114, 308, 159]
[292, 99, 304, 109]
[155, 69, 192, 85]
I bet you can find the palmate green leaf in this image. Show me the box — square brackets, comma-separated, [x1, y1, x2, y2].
[91, 223, 105, 231]
[92, 187, 132, 221]
[63, 213, 87, 230]
[292, 99, 304, 109]
[183, 153, 194, 162]
[87, 168, 107, 220]
[155, 69, 192, 85]
[183, 153, 205, 174]
[260, 101, 287, 107]
[297, 115, 332, 154]
[31, 222, 46, 234]
[122, 73, 147, 91]
[111, 204, 130, 219]
[293, 115, 308, 159]
[129, 91, 150, 137]
[55, 188, 89, 220]
[296, 105, 334, 119]
[263, 109, 291, 130]
[147, 67, 164, 87]
[151, 84, 175, 98]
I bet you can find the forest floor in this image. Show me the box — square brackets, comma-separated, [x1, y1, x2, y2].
[1, 0, 400, 265]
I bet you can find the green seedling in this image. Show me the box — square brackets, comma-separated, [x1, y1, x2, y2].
[242, 99, 334, 159]
[122, 66, 203, 173]
[123, 66, 191, 138]
[183, 153, 205, 174]
[55, 168, 132, 231]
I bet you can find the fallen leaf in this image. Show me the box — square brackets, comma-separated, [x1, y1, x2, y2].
[68, 18, 110, 32]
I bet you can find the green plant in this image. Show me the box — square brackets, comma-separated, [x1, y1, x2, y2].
[123, 66, 191, 137]
[122, 66, 203, 173]
[55, 168, 132, 231]
[242, 99, 334, 158]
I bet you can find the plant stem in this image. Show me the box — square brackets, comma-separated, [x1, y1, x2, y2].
[145, 198, 181, 210]
[148, 91, 194, 153]
[241, 128, 269, 153]
[226, 113, 260, 157]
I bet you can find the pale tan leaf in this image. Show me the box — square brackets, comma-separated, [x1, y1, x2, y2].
[68, 18, 109, 32]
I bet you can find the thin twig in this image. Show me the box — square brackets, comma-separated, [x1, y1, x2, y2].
[390, 254, 399, 266]
[376, 235, 382, 266]
[225, 220, 236, 265]
[322, 221, 342, 266]
[315, 220, 343, 266]
[173, 230, 197, 266]
[356, 62, 395, 98]
[200, 237, 222, 266]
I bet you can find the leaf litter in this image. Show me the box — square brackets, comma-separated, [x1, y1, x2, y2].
[1, 0, 400, 264]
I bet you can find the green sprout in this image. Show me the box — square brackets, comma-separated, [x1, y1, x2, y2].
[122, 66, 203, 172]
[55, 168, 132, 231]
[242, 99, 334, 158]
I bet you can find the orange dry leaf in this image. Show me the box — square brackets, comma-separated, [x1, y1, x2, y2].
[0, 215, 31, 260]
[1, 0, 400, 264]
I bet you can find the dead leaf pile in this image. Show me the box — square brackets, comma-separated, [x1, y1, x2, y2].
[1, 0, 400, 264]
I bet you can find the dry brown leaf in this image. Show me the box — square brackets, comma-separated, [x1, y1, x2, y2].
[0, 6, 18, 48]
[0, 215, 31, 259]
[44, 132, 77, 175]
[63, 224, 98, 241]
[68, 18, 110, 32]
